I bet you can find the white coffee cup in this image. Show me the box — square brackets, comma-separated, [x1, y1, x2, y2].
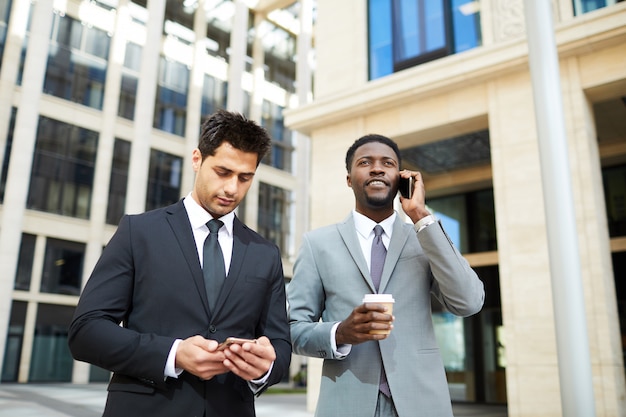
[362, 294, 395, 335]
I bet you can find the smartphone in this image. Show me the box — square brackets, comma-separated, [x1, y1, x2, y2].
[398, 176, 414, 199]
[217, 337, 257, 351]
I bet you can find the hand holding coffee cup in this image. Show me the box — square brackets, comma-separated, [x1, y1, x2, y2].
[362, 294, 395, 335]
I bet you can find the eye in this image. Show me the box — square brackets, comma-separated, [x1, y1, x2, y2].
[239, 175, 253, 183]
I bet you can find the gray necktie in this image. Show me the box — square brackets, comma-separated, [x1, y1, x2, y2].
[370, 225, 391, 397]
[371, 225, 386, 292]
[203, 219, 225, 313]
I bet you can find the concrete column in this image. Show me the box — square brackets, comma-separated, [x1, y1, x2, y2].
[124, 0, 166, 214]
[181, 0, 208, 197]
[0, 0, 53, 378]
[249, 12, 265, 123]
[226, 0, 249, 112]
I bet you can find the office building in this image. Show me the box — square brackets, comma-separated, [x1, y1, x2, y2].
[285, 0, 626, 416]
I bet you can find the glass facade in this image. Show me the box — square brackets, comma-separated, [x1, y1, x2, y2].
[0, 107, 17, 203]
[368, 0, 481, 80]
[118, 42, 142, 120]
[29, 304, 75, 382]
[201, 74, 227, 119]
[262, 100, 293, 172]
[0, 0, 11, 71]
[146, 149, 182, 211]
[258, 182, 291, 254]
[603, 163, 626, 237]
[106, 139, 131, 225]
[27, 116, 98, 219]
[153, 56, 189, 136]
[44, 12, 110, 110]
[14, 233, 36, 291]
[40, 238, 86, 296]
[573, 0, 624, 15]
[1, 301, 26, 382]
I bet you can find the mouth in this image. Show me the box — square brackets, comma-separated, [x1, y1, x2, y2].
[366, 179, 388, 188]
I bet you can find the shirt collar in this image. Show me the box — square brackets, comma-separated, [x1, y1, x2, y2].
[183, 193, 234, 237]
[353, 210, 396, 239]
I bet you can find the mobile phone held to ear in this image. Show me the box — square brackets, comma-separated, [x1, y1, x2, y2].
[217, 337, 257, 351]
[398, 176, 414, 199]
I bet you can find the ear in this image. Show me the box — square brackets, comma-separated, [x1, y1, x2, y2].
[192, 148, 202, 172]
[346, 173, 352, 188]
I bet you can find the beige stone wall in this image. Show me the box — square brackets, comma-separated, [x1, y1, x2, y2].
[287, 1, 626, 415]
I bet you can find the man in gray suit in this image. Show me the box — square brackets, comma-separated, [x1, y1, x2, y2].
[287, 134, 485, 417]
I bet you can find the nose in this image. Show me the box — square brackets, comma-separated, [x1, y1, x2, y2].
[223, 176, 238, 196]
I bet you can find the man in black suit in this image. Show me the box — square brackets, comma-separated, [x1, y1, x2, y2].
[68, 110, 291, 417]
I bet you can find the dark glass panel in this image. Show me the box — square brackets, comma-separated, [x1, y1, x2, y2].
[146, 149, 182, 211]
[40, 238, 85, 296]
[106, 139, 131, 225]
[28, 304, 74, 382]
[0, 107, 17, 202]
[15, 233, 36, 291]
[257, 182, 290, 253]
[603, 164, 626, 237]
[1, 301, 26, 382]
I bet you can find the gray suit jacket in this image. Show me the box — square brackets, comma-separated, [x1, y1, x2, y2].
[288, 213, 484, 417]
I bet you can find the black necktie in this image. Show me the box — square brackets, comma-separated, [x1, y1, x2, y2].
[370, 225, 391, 397]
[203, 219, 225, 312]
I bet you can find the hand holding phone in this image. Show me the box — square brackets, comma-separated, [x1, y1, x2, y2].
[398, 176, 414, 199]
[217, 337, 257, 351]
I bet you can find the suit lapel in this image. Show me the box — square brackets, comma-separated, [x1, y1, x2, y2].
[211, 216, 248, 317]
[165, 201, 211, 316]
[337, 215, 374, 292]
[379, 217, 411, 293]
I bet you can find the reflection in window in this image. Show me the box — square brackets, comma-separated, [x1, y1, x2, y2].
[0, 107, 17, 203]
[15, 233, 36, 291]
[427, 189, 497, 253]
[27, 116, 98, 219]
[258, 182, 291, 254]
[29, 304, 75, 382]
[0, 0, 12, 71]
[118, 42, 142, 120]
[154, 56, 189, 136]
[603, 164, 626, 237]
[1, 301, 26, 382]
[261, 100, 293, 173]
[368, 0, 481, 80]
[146, 149, 182, 211]
[40, 238, 85, 296]
[43, 12, 110, 109]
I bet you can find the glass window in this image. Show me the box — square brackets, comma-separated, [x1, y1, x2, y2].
[201, 74, 227, 118]
[261, 100, 293, 172]
[15, 233, 36, 291]
[427, 189, 497, 253]
[603, 164, 626, 238]
[0, 0, 12, 71]
[1, 301, 26, 382]
[153, 56, 189, 136]
[40, 238, 85, 296]
[0, 107, 17, 203]
[43, 13, 109, 110]
[257, 182, 291, 254]
[106, 139, 131, 225]
[146, 149, 182, 211]
[368, 0, 482, 80]
[573, 0, 623, 15]
[612, 251, 626, 368]
[118, 42, 142, 120]
[28, 304, 75, 382]
[27, 116, 98, 219]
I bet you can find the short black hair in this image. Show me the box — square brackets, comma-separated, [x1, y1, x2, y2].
[345, 134, 401, 172]
[198, 109, 271, 166]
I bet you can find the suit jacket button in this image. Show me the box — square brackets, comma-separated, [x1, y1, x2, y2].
[209, 325, 216, 333]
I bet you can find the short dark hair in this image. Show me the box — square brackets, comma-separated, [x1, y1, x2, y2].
[345, 134, 401, 172]
[198, 109, 271, 166]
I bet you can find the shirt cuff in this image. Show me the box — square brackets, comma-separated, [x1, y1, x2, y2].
[248, 361, 275, 393]
[414, 215, 436, 233]
[331, 322, 351, 358]
[164, 339, 184, 379]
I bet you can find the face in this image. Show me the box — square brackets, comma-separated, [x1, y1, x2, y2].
[347, 141, 400, 217]
[191, 142, 258, 219]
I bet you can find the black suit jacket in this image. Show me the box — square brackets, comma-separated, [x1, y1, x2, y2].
[68, 200, 291, 417]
